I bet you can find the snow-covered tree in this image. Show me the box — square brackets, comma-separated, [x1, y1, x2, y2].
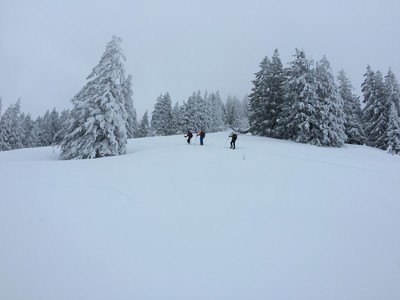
[249, 49, 285, 137]
[59, 35, 128, 159]
[0, 99, 24, 151]
[384, 68, 400, 118]
[275, 49, 318, 142]
[151, 93, 174, 136]
[53, 109, 70, 145]
[208, 91, 226, 132]
[225, 95, 249, 131]
[136, 110, 151, 138]
[177, 101, 190, 133]
[225, 96, 240, 127]
[172, 101, 181, 134]
[387, 102, 400, 154]
[37, 108, 62, 146]
[179, 91, 212, 132]
[362, 67, 389, 149]
[249, 56, 270, 135]
[337, 70, 365, 144]
[312, 56, 346, 147]
[21, 113, 39, 148]
[123, 74, 137, 138]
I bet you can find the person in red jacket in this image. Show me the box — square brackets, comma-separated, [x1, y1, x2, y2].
[196, 130, 206, 145]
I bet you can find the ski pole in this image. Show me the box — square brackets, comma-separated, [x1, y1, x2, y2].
[224, 136, 230, 147]
[194, 135, 197, 145]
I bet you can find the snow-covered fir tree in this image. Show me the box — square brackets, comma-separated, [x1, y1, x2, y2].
[123, 75, 137, 138]
[53, 109, 70, 145]
[177, 101, 190, 133]
[337, 70, 365, 144]
[275, 49, 318, 142]
[208, 91, 226, 132]
[362, 66, 389, 149]
[249, 56, 270, 135]
[136, 110, 151, 138]
[37, 108, 62, 146]
[37, 110, 52, 146]
[151, 93, 174, 136]
[387, 102, 400, 154]
[59, 35, 128, 159]
[0, 99, 24, 151]
[225, 95, 249, 131]
[312, 56, 346, 147]
[21, 113, 38, 148]
[195, 91, 213, 132]
[225, 96, 238, 127]
[172, 101, 181, 134]
[384, 68, 400, 118]
[249, 49, 285, 137]
[180, 91, 212, 132]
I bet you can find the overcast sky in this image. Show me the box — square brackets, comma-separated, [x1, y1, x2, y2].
[1, 0, 400, 118]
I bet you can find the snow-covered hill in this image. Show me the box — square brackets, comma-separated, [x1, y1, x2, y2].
[1, 132, 399, 300]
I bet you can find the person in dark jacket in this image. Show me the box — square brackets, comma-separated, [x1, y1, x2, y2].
[197, 130, 206, 145]
[184, 130, 193, 144]
[229, 132, 238, 149]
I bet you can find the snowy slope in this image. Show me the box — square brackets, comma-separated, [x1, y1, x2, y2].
[1, 132, 399, 300]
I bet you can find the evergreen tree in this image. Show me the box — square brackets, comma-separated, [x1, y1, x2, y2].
[0, 99, 24, 151]
[225, 95, 249, 131]
[313, 56, 346, 147]
[123, 74, 137, 138]
[362, 67, 389, 149]
[21, 113, 38, 148]
[225, 96, 239, 127]
[177, 101, 191, 133]
[384, 68, 400, 117]
[337, 69, 365, 144]
[249, 56, 270, 135]
[208, 91, 226, 132]
[54, 109, 71, 145]
[59, 35, 128, 159]
[387, 102, 400, 154]
[37, 110, 52, 146]
[182, 91, 212, 132]
[136, 110, 150, 138]
[267, 49, 285, 137]
[275, 49, 318, 142]
[36, 109, 62, 146]
[172, 101, 181, 134]
[249, 50, 285, 137]
[151, 93, 174, 136]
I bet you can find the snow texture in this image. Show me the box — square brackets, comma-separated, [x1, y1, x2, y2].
[1, 132, 400, 300]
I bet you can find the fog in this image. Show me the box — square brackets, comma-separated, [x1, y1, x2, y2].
[1, 0, 399, 118]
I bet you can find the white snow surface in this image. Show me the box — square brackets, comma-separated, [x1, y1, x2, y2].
[1, 132, 399, 300]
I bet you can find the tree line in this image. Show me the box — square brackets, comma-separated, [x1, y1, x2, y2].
[1, 37, 399, 158]
[0, 92, 248, 152]
[248, 49, 400, 154]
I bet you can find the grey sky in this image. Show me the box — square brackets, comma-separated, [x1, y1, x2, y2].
[1, 0, 399, 118]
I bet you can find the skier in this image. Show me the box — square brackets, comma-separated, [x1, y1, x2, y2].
[229, 132, 238, 149]
[197, 130, 206, 145]
[184, 130, 193, 144]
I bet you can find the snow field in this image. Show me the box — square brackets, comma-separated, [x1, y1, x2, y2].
[0, 131, 399, 300]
